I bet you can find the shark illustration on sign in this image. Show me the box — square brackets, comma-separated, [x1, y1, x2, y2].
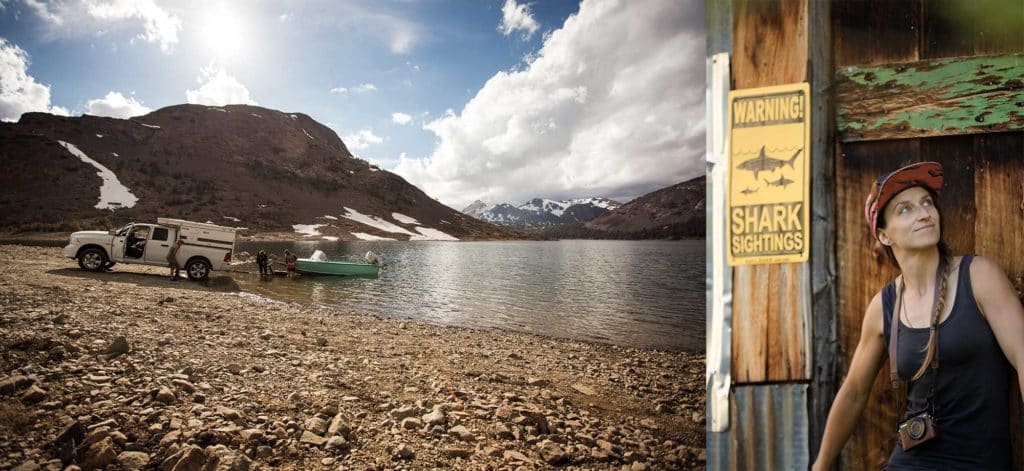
[740, 187, 759, 195]
[735, 146, 802, 180]
[764, 174, 795, 188]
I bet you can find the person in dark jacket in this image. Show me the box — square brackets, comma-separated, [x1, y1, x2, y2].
[256, 249, 270, 276]
[813, 162, 1024, 470]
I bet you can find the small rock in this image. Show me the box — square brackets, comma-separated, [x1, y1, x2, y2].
[239, 429, 264, 443]
[400, 418, 422, 430]
[640, 418, 658, 430]
[159, 430, 181, 447]
[80, 438, 117, 470]
[448, 425, 475, 442]
[394, 443, 415, 460]
[320, 457, 335, 466]
[422, 408, 445, 426]
[171, 379, 195, 394]
[192, 393, 206, 404]
[327, 413, 351, 437]
[572, 384, 597, 396]
[315, 337, 327, 347]
[172, 445, 206, 471]
[217, 407, 242, 421]
[104, 336, 130, 357]
[299, 430, 327, 446]
[503, 450, 533, 463]
[391, 405, 418, 420]
[10, 461, 39, 471]
[117, 451, 150, 470]
[53, 313, 68, 324]
[20, 385, 46, 403]
[227, 364, 243, 375]
[325, 436, 347, 450]
[0, 375, 34, 395]
[305, 417, 328, 435]
[539, 442, 569, 465]
[154, 386, 175, 404]
[442, 447, 473, 459]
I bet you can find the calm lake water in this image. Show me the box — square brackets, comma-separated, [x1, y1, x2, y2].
[234, 239, 704, 352]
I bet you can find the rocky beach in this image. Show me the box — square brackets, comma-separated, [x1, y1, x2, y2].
[0, 245, 705, 470]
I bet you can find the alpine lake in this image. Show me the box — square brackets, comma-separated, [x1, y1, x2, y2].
[233, 239, 704, 352]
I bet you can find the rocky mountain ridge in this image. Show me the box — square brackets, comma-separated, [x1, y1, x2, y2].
[0, 105, 519, 241]
[463, 198, 621, 229]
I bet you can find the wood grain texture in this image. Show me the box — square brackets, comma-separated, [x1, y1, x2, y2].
[973, 133, 1024, 467]
[729, 0, 811, 384]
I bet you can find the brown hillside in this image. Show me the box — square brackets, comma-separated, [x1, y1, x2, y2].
[583, 176, 705, 239]
[0, 105, 520, 241]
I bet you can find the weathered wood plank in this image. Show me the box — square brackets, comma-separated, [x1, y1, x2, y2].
[973, 133, 1024, 468]
[729, 0, 810, 385]
[836, 54, 1024, 142]
[833, 0, 919, 67]
[807, 0, 837, 461]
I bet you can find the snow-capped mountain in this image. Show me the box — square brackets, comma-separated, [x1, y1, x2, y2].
[463, 197, 621, 229]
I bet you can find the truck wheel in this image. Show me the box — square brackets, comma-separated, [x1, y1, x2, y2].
[78, 248, 108, 272]
[186, 259, 211, 281]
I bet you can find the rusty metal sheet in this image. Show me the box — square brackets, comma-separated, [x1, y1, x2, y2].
[707, 384, 809, 470]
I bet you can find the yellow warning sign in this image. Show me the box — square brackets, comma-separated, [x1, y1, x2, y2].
[727, 83, 810, 266]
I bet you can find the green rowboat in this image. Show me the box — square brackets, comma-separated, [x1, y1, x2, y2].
[295, 258, 379, 277]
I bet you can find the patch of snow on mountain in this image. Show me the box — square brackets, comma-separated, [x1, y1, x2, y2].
[59, 141, 138, 210]
[223, 216, 241, 222]
[303, 129, 315, 140]
[352, 232, 396, 241]
[251, 113, 262, 118]
[211, 108, 228, 113]
[292, 224, 325, 237]
[96, 134, 103, 138]
[392, 213, 419, 225]
[322, 236, 339, 241]
[321, 215, 338, 220]
[112, 152, 119, 157]
[342, 207, 416, 235]
[289, 114, 298, 120]
[411, 227, 458, 241]
[139, 123, 160, 129]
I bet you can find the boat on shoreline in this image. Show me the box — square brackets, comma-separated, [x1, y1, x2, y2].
[295, 250, 380, 277]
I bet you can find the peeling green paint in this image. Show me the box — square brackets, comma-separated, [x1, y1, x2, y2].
[837, 53, 1024, 141]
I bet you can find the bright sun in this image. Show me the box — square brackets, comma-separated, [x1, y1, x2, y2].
[200, 7, 245, 59]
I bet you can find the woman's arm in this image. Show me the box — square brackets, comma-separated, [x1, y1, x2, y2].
[970, 255, 1024, 404]
[813, 292, 888, 471]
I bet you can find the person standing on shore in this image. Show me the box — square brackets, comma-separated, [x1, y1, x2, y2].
[813, 162, 1024, 469]
[256, 249, 270, 276]
[284, 249, 297, 279]
[167, 238, 183, 281]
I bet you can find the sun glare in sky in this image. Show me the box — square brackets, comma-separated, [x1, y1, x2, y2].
[198, 7, 244, 59]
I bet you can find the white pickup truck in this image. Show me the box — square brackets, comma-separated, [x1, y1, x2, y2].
[63, 218, 237, 280]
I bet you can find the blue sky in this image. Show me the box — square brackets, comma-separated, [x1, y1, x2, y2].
[0, 0, 705, 210]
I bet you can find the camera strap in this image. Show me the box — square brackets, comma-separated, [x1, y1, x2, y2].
[889, 256, 946, 395]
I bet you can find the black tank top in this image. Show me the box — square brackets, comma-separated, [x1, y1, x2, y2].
[881, 254, 1013, 469]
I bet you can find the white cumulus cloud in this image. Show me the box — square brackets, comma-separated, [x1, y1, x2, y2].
[185, 66, 257, 106]
[343, 129, 383, 150]
[86, 91, 151, 118]
[391, 112, 412, 125]
[394, 1, 705, 210]
[0, 38, 70, 121]
[23, 0, 181, 53]
[498, 0, 539, 40]
[86, 0, 182, 53]
[329, 83, 377, 95]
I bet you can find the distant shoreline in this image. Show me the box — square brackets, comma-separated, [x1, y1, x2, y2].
[0, 231, 704, 246]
